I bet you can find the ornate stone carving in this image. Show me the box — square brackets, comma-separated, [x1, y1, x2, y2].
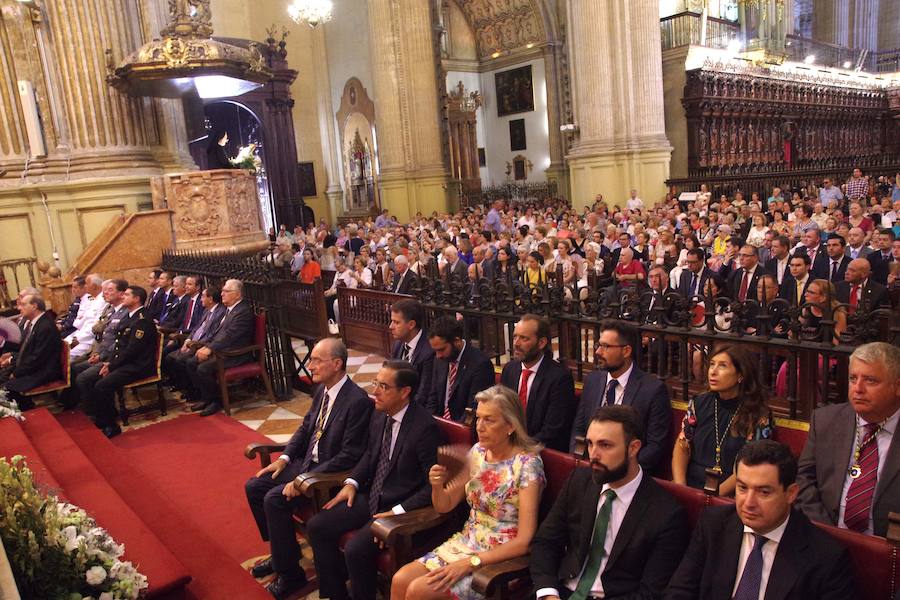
[175, 178, 222, 237]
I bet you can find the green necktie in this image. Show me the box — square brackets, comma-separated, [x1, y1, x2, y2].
[571, 489, 617, 600]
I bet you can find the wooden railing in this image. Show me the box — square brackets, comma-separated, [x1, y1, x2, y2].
[0, 257, 37, 309]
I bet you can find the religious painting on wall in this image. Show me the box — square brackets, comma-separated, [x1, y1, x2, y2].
[495, 65, 534, 117]
[297, 162, 317, 197]
[509, 119, 526, 151]
[478, 148, 486, 167]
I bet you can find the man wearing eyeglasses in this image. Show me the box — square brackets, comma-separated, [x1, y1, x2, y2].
[570, 320, 671, 474]
[726, 244, 767, 302]
[676, 248, 712, 299]
[305, 360, 440, 600]
[245, 338, 372, 599]
[819, 178, 844, 210]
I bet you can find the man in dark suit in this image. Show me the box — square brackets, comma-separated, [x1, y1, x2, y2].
[88, 286, 157, 438]
[389, 298, 434, 406]
[390, 255, 419, 295]
[158, 274, 188, 329]
[176, 275, 205, 334]
[1, 294, 62, 410]
[472, 245, 495, 280]
[57, 276, 86, 337]
[500, 314, 575, 451]
[148, 270, 172, 322]
[245, 338, 373, 597]
[677, 248, 712, 299]
[867, 229, 896, 285]
[796, 228, 830, 281]
[425, 316, 494, 421]
[443, 245, 468, 280]
[764, 235, 792, 286]
[570, 320, 671, 473]
[726, 245, 767, 302]
[778, 253, 813, 306]
[665, 440, 857, 600]
[532, 406, 688, 600]
[144, 269, 165, 321]
[824, 233, 852, 283]
[163, 285, 226, 402]
[305, 361, 440, 600]
[797, 342, 899, 537]
[835, 258, 889, 313]
[186, 278, 256, 416]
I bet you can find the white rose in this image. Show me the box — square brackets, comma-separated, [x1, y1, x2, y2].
[85, 565, 107, 585]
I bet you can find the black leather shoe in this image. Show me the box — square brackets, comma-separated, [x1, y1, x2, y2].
[200, 402, 222, 417]
[189, 401, 209, 412]
[101, 425, 122, 439]
[251, 557, 274, 578]
[266, 574, 312, 600]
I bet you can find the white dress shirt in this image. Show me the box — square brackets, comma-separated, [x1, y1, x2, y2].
[732, 514, 790, 600]
[345, 402, 411, 514]
[403, 329, 423, 360]
[774, 257, 788, 285]
[518, 353, 545, 404]
[837, 409, 899, 535]
[536, 468, 644, 599]
[604, 363, 634, 406]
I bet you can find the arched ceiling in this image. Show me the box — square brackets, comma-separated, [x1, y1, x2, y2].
[451, 0, 547, 59]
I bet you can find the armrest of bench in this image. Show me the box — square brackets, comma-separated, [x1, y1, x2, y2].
[471, 556, 531, 596]
[245, 443, 287, 467]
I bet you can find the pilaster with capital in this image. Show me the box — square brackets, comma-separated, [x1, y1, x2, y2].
[367, 0, 448, 221]
[566, 0, 671, 204]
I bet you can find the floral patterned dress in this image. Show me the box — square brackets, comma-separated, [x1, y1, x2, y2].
[417, 444, 544, 600]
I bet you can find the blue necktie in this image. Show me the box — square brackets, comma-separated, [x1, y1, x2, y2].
[733, 534, 767, 600]
[603, 380, 618, 407]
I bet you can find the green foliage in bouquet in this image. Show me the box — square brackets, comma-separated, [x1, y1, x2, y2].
[0, 456, 148, 599]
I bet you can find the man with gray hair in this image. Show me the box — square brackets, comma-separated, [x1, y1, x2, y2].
[389, 254, 418, 294]
[1, 294, 62, 410]
[159, 274, 188, 329]
[797, 342, 900, 536]
[442, 245, 468, 280]
[186, 278, 256, 416]
[244, 337, 372, 591]
[64, 273, 106, 362]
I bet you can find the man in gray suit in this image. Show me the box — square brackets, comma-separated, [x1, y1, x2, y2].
[797, 342, 900, 537]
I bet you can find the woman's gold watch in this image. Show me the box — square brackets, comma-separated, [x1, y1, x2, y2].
[469, 555, 482, 569]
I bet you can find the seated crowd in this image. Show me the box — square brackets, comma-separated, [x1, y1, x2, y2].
[0, 271, 259, 436]
[275, 170, 899, 332]
[244, 295, 898, 600]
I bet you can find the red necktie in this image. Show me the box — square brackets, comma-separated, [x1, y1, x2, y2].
[738, 271, 750, 302]
[843, 423, 879, 532]
[518, 368, 533, 407]
[443, 361, 458, 419]
[183, 297, 195, 330]
[808, 247, 815, 261]
[849, 284, 860, 314]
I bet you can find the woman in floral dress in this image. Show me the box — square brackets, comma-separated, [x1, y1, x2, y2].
[391, 385, 544, 600]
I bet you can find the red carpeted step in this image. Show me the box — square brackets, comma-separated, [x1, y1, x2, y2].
[57, 411, 274, 600]
[0, 416, 64, 496]
[18, 409, 191, 598]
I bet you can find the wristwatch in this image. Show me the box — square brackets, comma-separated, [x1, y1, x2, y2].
[469, 555, 482, 569]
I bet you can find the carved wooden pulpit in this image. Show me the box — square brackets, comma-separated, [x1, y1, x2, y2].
[151, 169, 269, 251]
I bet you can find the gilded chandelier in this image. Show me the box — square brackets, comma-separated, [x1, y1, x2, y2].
[287, 0, 334, 28]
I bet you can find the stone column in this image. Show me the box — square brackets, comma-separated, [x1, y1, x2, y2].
[367, 0, 448, 222]
[311, 25, 343, 224]
[566, 0, 672, 206]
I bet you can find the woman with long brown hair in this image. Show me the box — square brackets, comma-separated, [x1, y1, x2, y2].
[672, 344, 773, 496]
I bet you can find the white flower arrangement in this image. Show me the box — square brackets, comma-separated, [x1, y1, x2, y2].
[0, 457, 149, 599]
[229, 143, 262, 174]
[0, 389, 24, 421]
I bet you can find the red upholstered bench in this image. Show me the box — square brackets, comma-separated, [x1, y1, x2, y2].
[215, 310, 276, 415]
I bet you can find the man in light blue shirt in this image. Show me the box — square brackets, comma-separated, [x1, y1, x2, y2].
[819, 178, 844, 209]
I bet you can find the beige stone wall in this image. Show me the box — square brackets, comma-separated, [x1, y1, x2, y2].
[662, 46, 691, 179]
